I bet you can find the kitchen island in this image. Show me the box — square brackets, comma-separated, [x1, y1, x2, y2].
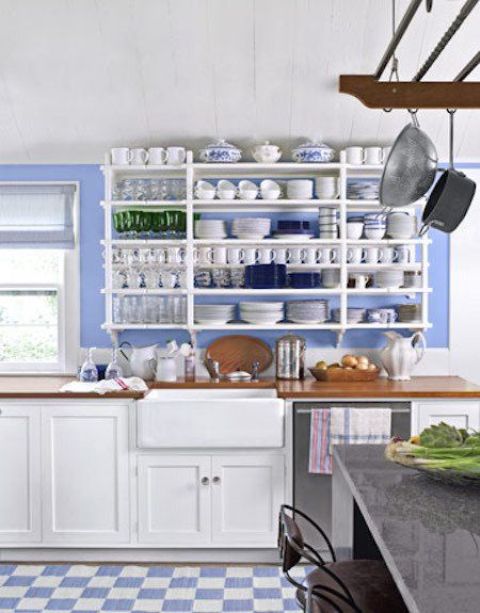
[332, 445, 480, 613]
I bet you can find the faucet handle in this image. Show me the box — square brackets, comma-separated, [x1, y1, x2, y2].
[251, 360, 260, 382]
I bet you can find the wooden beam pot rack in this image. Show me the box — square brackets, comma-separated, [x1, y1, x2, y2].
[339, 74, 480, 109]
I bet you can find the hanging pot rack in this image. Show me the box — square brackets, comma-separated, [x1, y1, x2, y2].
[339, 0, 480, 109]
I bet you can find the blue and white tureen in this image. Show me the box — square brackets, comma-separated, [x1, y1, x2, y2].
[199, 139, 242, 163]
[292, 140, 335, 163]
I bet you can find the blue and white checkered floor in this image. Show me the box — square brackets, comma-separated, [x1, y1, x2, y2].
[0, 564, 307, 612]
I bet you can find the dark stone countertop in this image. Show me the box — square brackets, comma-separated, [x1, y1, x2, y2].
[333, 445, 480, 613]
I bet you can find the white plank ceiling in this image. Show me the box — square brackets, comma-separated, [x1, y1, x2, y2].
[0, 0, 478, 163]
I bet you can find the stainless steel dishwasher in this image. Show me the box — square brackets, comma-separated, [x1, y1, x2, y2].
[293, 401, 411, 547]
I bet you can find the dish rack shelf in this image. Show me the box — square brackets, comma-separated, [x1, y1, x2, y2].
[101, 150, 431, 346]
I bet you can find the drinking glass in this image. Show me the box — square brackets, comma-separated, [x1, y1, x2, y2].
[139, 211, 152, 238]
[158, 297, 170, 323]
[133, 179, 149, 201]
[159, 211, 168, 239]
[113, 211, 126, 236]
[150, 212, 162, 237]
[113, 296, 123, 323]
[129, 210, 144, 239]
[121, 179, 135, 201]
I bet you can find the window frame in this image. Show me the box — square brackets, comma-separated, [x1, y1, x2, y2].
[0, 181, 80, 374]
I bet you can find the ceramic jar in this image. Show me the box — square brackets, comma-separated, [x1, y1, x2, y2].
[292, 140, 335, 163]
[199, 139, 242, 163]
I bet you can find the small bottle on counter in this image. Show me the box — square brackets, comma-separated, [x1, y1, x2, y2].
[105, 348, 124, 380]
[181, 342, 196, 381]
[79, 347, 99, 382]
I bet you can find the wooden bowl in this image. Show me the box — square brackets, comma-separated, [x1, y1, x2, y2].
[309, 366, 380, 382]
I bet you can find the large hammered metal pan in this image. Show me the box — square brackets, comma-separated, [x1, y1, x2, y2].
[380, 112, 438, 208]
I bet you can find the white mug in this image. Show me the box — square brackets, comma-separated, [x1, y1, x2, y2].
[167, 147, 186, 166]
[155, 356, 177, 382]
[352, 273, 369, 289]
[347, 247, 365, 264]
[111, 147, 130, 165]
[287, 247, 305, 265]
[212, 246, 227, 265]
[227, 247, 244, 265]
[379, 246, 398, 263]
[364, 146, 383, 165]
[363, 246, 381, 264]
[256, 248, 276, 264]
[148, 147, 167, 165]
[243, 247, 257, 265]
[317, 247, 334, 264]
[167, 247, 185, 264]
[304, 247, 319, 265]
[345, 146, 365, 165]
[274, 247, 288, 265]
[194, 247, 213, 265]
[129, 147, 148, 165]
[396, 244, 415, 264]
[159, 271, 177, 289]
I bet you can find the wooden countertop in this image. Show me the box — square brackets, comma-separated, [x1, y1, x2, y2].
[0, 375, 479, 399]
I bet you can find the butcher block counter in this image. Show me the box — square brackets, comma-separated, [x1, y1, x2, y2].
[0, 375, 479, 399]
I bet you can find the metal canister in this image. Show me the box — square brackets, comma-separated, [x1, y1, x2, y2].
[275, 334, 306, 380]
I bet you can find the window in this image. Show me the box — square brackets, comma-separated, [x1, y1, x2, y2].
[0, 183, 79, 373]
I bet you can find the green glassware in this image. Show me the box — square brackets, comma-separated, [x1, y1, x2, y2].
[159, 211, 168, 239]
[140, 211, 153, 238]
[113, 211, 125, 235]
[151, 212, 162, 237]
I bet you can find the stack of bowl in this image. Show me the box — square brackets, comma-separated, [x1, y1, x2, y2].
[240, 302, 284, 325]
[232, 218, 271, 240]
[387, 213, 417, 239]
[287, 179, 314, 200]
[374, 269, 404, 289]
[316, 176, 339, 200]
[363, 213, 386, 239]
[318, 208, 338, 239]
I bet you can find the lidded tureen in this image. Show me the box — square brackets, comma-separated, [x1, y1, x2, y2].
[292, 140, 335, 163]
[199, 139, 242, 163]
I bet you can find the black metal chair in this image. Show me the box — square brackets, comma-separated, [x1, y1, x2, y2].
[278, 504, 408, 613]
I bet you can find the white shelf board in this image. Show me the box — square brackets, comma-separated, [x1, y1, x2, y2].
[192, 288, 339, 295]
[193, 239, 340, 245]
[102, 200, 186, 207]
[192, 162, 342, 173]
[347, 323, 432, 330]
[346, 288, 431, 294]
[347, 238, 431, 245]
[191, 323, 343, 331]
[102, 164, 187, 173]
[102, 323, 188, 331]
[103, 239, 187, 246]
[346, 263, 422, 270]
[102, 289, 187, 295]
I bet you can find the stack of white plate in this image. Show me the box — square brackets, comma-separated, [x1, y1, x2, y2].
[347, 179, 379, 200]
[194, 304, 236, 325]
[332, 308, 366, 323]
[315, 176, 339, 200]
[232, 218, 271, 240]
[387, 213, 417, 239]
[195, 219, 228, 239]
[287, 180, 314, 200]
[286, 300, 329, 324]
[375, 269, 405, 289]
[318, 208, 338, 239]
[239, 302, 284, 325]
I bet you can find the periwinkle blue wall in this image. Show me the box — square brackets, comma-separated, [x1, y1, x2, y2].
[0, 164, 452, 349]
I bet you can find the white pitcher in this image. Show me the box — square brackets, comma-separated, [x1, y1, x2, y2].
[380, 331, 426, 381]
[119, 342, 158, 380]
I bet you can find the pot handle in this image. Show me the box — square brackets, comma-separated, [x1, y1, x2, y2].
[412, 331, 426, 364]
[119, 340, 132, 362]
[418, 223, 430, 237]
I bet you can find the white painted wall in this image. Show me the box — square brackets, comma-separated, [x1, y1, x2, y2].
[0, 0, 477, 162]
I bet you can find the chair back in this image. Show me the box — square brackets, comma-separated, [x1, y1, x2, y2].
[278, 507, 305, 571]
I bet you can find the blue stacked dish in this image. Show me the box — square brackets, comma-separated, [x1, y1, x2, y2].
[288, 272, 321, 289]
[363, 212, 386, 240]
[245, 263, 287, 289]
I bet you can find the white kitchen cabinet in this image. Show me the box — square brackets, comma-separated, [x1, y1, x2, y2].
[211, 454, 284, 547]
[42, 404, 130, 544]
[412, 400, 480, 435]
[0, 405, 41, 543]
[137, 453, 285, 548]
[137, 455, 211, 546]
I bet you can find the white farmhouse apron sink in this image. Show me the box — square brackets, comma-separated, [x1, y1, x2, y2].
[137, 387, 284, 448]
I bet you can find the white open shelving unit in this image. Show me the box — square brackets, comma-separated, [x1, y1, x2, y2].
[101, 150, 431, 346]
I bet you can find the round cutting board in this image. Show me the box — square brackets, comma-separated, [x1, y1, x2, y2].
[205, 335, 273, 376]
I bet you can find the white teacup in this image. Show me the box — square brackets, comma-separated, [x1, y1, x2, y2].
[166, 146, 186, 165]
[194, 247, 213, 265]
[212, 246, 227, 264]
[159, 271, 177, 289]
[217, 180, 236, 200]
[304, 247, 320, 265]
[227, 247, 244, 265]
[238, 180, 258, 200]
[243, 247, 257, 265]
[364, 246, 381, 264]
[274, 247, 288, 265]
[364, 146, 383, 165]
[346, 222, 364, 240]
[167, 247, 185, 264]
[347, 247, 365, 264]
[287, 247, 305, 265]
[129, 147, 148, 165]
[256, 248, 276, 264]
[148, 147, 167, 165]
[318, 247, 337, 264]
[379, 247, 398, 264]
[396, 244, 415, 264]
[111, 147, 130, 165]
[195, 180, 216, 200]
[345, 146, 364, 165]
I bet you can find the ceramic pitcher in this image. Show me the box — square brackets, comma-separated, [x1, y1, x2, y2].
[119, 342, 157, 380]
[380, 331, 426, 381]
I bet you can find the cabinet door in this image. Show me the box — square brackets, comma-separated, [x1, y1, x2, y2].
[138, 455, 210, 546]
[413, 401, 480, 435]
[0, 405, 41, 543]
[211, 454, 284, 547]
[42, 404, 130, 544]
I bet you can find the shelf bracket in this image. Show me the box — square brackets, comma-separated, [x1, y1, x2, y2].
[335, 329, 345, 348]
[339, 75, 480, 109]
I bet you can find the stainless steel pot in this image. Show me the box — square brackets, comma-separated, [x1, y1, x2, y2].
[275, 334, 306, 380]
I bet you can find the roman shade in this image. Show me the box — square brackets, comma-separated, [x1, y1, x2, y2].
[0, 183, 76, 248]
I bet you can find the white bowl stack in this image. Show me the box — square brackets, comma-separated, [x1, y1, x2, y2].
[232, 218, 271, 240]
[287, 180, 314, 200]
[374, 269, 405, 289]
[315, 176, 339, 200]
[387, 213, 417, 239]
[318, 208, 338, 239]
[195, 219, 228, 239]
[194, 304, 236, 325]
[286, 300, 329, 324]
[239, 302, 284, 324]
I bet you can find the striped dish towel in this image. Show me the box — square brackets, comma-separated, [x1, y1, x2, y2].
[308, 409, 332, 474]
[308, 408, 391, 474]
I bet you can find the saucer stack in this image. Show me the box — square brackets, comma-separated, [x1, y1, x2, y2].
[194, 304, 236, 325]
[398, 303, 421, 323]
[239, 302, 284, 325]
[363, 213, 386, 240]
[286, 300, 329, 323]
[195, 219, 228, 239]
[318, 208, 338, 239]
[332, 307, 366, 323]
[347, 179, 379, 200]
[287, 180, 314, 200]
[375, 269, 404, 289]
[387, 213, 417, 239]
[273, 220, 313, 240]
[315, 176, 338, 200]
[232, 218, 271, 240]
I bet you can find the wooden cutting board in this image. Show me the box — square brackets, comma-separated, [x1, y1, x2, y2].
[205, 335, 273, 375]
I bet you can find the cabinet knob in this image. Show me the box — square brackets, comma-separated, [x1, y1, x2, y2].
[212, 476, 221, 484]
[201, 477, 210, 485]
